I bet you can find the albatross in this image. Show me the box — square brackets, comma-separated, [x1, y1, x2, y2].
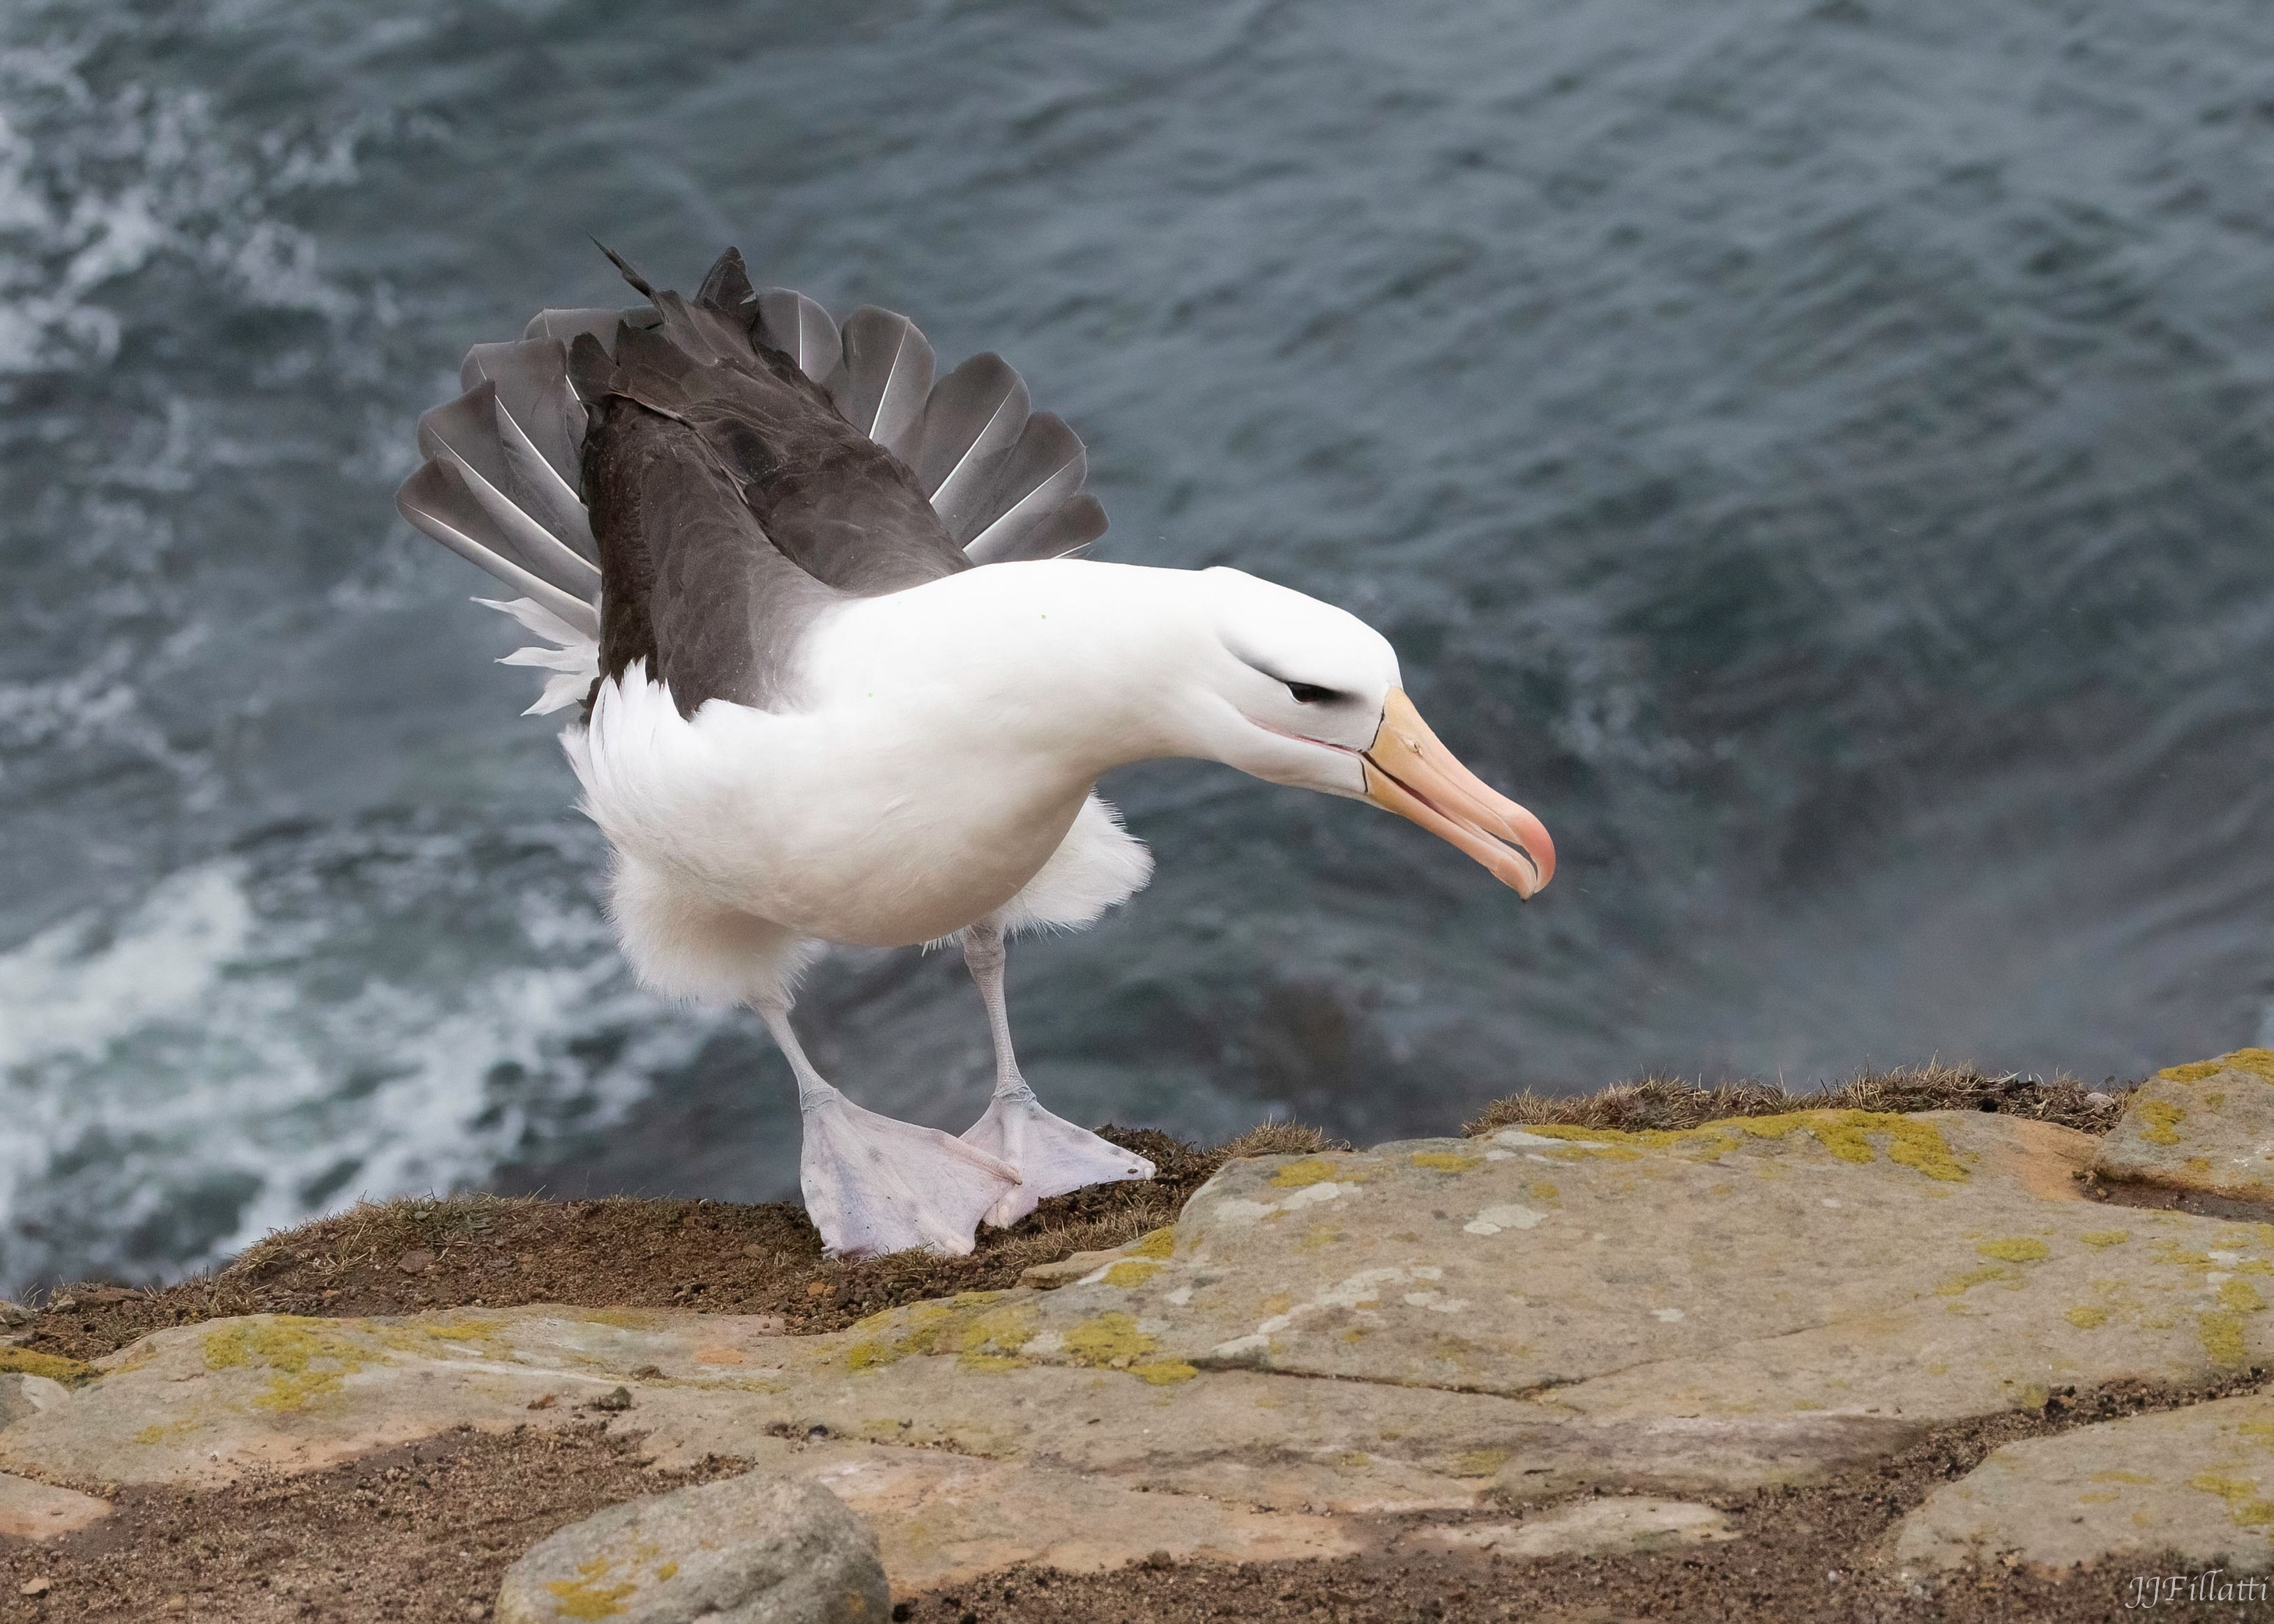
[397, 246, 1554, 1258]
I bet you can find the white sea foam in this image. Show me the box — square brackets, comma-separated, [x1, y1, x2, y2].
[0, 38, 361, 377]
[0, 860, 708, 1295]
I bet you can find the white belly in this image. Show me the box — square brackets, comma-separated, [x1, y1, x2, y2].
[567, 667, 1110, 947]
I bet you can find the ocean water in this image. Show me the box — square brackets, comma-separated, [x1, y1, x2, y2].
[3, 0, 2273, 1293]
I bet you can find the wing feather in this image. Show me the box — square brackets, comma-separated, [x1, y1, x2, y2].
[397, 461, 600, 638]
[915, 354, 1031, 536]
[827, 306, 936, 458]
[757, 288, 842, 384]
[964, 413, 1090, 559]
[417, 386, 602, 595]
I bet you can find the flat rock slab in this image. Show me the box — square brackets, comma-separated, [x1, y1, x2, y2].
[1897, 1391, 2274, 1576]
[497, 1471, 888, 1624]
[851, 1111, 2274, 1494]
[2095, 1049, 2274, 1206]
[0, 1469, 108, 1540]
[1407, 1497, 1735, 1558]
[18, 1108, 2274, 1590]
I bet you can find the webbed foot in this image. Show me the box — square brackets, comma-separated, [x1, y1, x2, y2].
[800, 1090, 1021, 1258]
[960, 1084, 1156, 1228]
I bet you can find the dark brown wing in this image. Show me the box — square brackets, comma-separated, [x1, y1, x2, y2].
[580, 395, 835, 715]
[397, 245, 1112, 720]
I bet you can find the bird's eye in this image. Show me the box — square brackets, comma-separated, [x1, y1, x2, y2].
[1286, 682, 1340, 705]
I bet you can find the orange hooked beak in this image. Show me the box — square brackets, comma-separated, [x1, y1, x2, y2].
[1360, 689, 1555, 899]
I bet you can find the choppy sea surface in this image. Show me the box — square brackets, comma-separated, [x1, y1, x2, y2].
[3, 0, 2272, 1293]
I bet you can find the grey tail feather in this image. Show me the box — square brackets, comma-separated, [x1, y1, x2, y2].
[592, 238, 657, 301]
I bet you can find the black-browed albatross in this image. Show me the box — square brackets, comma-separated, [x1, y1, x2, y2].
[398, 246, 1554, 1258]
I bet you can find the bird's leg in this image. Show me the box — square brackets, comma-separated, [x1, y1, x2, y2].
[757, 997, 1019, 1259]
[957, 919, 1155, 1227]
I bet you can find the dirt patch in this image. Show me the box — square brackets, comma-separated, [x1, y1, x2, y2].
[14, 1072, 2137, 1365]
[0, 1422, 747, 1623]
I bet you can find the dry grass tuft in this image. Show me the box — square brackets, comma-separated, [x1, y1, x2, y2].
[1464, 1061, 2132, 1138]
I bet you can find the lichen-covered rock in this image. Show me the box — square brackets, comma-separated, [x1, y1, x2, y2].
[494, 1472, 887, 1624]
[2094, 1049, 2274, 1206]
[1897, 1391, 2274, 1576]
[877, 1110, 2274, 1445]
[26, 1107, 2274, 1593]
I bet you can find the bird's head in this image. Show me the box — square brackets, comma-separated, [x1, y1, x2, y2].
[824, 559, 1554, 899]
[1168, 567, 1554, 899]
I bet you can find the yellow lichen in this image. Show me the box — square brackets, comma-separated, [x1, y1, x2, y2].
[544, 1562, 637, 1621]
[1268, 1159, 1346, 1188]
[0, 1349, 98, 1387]
[1063, 1312, 1155, 1367]
[1410, 1152, 1485, 1173]
[2080, 1231, 2131, 1249]
[131, 1418, 202, 1445]
[2221, 1279, 2268, 1314]
[374, 1316, 507, 1360]
[2093, 1471, 2157, 1485]
[202, 1317, 374, 1412]
[2137, 1101, 2187, 1146]
[1102, 1260, 1162, 1288]
[2065, 1305, 2111, 1329]
[1450, 1448, 1510, 1478]
[655, 1562, 678, 1582]
[2157, 1049, 2274, 1086]
[1132, 1360, 1198, 1386]
[2201, 1310, 2251, 1370]
[1529, 1181, 1560, 1202]
[2190, 1471, 2274, 1528]
[1126, 1228, 1177, 1260]
[1935, 1265, 2019, 1297]
[2077, 1492, 2119, 1505]
[1038, 1310, 1198, 1385]
[1976, 1238, 2050, 1263]
[2241, 1422, 2274, 1448]
[1519, 1111, 1965, 1181]
[844, 1296, 1036, 1372]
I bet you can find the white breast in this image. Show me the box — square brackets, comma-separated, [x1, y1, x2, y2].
[563, 659, 1146, 947]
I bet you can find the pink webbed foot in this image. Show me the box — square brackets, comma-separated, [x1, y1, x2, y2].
[801, 1090, 1022, 1258]
[960, 1084, 1155, 1229]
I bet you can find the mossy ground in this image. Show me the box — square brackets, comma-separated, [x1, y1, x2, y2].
[15, 1066, 2130, 1365]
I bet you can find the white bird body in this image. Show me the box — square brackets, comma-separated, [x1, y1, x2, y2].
[570, 559, 1389, 956]
[398, 248, 1554, 1259]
